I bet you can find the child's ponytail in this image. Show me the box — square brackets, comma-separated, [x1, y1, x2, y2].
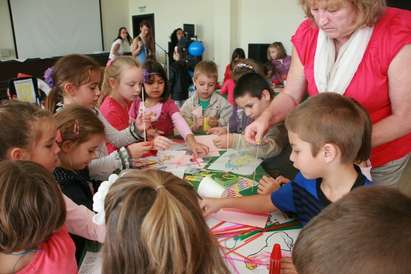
[102, 170, 230, 274]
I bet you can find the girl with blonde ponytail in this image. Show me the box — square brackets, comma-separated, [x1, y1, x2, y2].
[102, 170, 230, 274]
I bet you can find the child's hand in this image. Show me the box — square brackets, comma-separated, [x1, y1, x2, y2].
[258, 175, 290, 195]
[126, 141, 153, 159]
[207, 127, 228, 136]
[207, 117, 219, 128]
[193, 116, 204, 131]
[280, 257, 298, 274]
[153, 136, 174, 150]
[213, 134, 232, 149]
[134, 113, 152, 132]
[190, 141, 209, 159]
[199, 198, 223, 216]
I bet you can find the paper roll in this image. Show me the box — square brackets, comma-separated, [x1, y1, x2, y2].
[198, 176, 225, 198]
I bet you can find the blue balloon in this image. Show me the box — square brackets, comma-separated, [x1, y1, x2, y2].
[188, 41, 205, 57]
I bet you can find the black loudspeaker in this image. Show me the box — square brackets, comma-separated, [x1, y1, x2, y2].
[183, 24, 195, 39]
[248, 43, 270, 64]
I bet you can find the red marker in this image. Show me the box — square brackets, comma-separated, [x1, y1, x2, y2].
[269, 244, 281, 274]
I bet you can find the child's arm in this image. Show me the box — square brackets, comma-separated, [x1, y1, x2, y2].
[171, 111, 193, 140]
[64, 195, 105, 243]
[200, 194, 276, 216]
[96, 109, 144, 148]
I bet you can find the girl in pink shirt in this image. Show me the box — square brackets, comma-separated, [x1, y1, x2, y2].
[99, 56, 172, 153]
[129, 60, 209, 158]
[0, 160, 76, 274]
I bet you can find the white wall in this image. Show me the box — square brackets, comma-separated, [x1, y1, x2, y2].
[128, 0, 305, 80]
[0, 0, 129, 59]
[235, 0, 305, 55]
[0, 0, 16, 59]
[101, 0, 130, 51]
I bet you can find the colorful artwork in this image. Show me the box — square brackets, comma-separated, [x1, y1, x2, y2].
[208, 149, 262, 176]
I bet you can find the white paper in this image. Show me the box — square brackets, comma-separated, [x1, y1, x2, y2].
[198, 175, 225, 198]
[208, 149, 262, 176]
[13, 78, 36, 103]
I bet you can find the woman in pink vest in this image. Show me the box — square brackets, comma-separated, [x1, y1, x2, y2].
[245, 0, 411, 188]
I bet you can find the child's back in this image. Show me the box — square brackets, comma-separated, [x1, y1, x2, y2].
[0, 161, 76, 274]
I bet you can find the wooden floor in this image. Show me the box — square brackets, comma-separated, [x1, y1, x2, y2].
[399, 158, 411, 197]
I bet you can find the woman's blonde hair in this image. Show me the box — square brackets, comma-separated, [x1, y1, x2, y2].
[99, 56, 141, 105]
[299, 0, 386, 27]
[102, 170, 230, 274]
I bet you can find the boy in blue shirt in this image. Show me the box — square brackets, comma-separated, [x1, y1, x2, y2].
[201, 92, 373, 225]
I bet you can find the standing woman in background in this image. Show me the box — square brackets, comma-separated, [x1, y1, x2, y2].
[108, 27, 132, 63]
[131, 20, 155, 64]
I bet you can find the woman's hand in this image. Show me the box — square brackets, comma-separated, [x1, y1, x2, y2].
[207, 127, 228, 136]
[126, 141, 153, 159]
[213, 134, 232, 149]
[258, 175, 290, 195]
[153, 136, 174, 150]
[244, 111, 271, 144]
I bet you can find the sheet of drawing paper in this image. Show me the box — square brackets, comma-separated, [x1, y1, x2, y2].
[222, 229, 300, 273]
[212, 209, 269, 228]
[208, 149, 262, 176]
[195, 134, 221, 157]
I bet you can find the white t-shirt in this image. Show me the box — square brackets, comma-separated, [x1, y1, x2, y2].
[109, 38, 130, 60]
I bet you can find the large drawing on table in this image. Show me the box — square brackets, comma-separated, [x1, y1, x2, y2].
[208, 149, 262, 176]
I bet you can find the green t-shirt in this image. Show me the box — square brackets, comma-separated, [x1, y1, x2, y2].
[198, 98, 210, 112]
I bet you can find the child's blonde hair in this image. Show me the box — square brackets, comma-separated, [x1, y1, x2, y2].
[0, 101, 54, 160]
[55, 105, 105, 146]
[102, 170, 230, 274]
[285, 92, 372, 163]
[0, 160, 66, 253]
[100, 56, 141, 105]
[45, 54, 101, 112]
[193, 60, 218, 81]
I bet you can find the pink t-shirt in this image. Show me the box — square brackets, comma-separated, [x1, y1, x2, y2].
[129, 98, 192, 139]
[291, 7, 411, 167]
[220, 78, 235, 105]
[100, 96, 131, 153]
[17, 226, 77, 274]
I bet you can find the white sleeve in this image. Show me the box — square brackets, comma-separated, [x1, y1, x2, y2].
[88, 144, 122, 181]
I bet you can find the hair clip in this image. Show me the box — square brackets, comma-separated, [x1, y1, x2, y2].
[73, 120, 80, 136]
[43, 67, 55, 88]
[143, 70, 160, 83]
[234, 63, 254, 71]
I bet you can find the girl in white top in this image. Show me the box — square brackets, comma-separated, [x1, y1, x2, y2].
[108, 27, 132, 62]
